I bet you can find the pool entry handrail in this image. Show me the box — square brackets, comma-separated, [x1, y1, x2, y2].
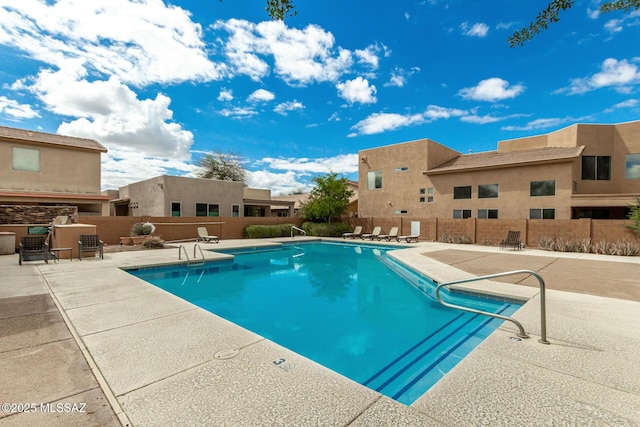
[435, 269, 549, 345]
[178, 244, 205, 266]
[290, 226, 307, 240]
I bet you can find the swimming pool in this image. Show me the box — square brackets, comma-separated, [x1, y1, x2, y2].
[129, 241, 521, 405]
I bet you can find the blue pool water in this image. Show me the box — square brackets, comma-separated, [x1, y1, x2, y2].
[129, 241, 520, 405]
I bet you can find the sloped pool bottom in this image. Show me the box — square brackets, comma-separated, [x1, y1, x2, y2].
[128, 242, 520, 405]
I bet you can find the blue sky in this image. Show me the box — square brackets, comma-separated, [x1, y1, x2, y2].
[1, 0, 639, 194]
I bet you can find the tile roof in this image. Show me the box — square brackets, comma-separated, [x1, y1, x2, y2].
[0, 126, 107, 152]
[426, 146, 585, 174]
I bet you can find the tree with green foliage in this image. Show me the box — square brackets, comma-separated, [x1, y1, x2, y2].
[508, 0, 640, 47]
[196, 150, 247, 184]
[300, 172, 354, 223]
[227, 0, 639, 47]
[628, 196, 640, 236]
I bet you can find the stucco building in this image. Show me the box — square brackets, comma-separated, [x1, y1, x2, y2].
[0, 126, 109, 216]
[112, 175, 294, 217]
[358, 120, 640, 220]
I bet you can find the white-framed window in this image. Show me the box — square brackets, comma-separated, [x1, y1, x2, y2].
[12, 146, 40, 172]
[171, 202, 181, 217]
[196, 203, 220, 217]
[582, 155, 611, 180]
[394, 166, 409, 172]
[232, 205, 240, 217]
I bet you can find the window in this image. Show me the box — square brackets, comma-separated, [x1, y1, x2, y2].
[394, 166, 409, 172]
[427, 187, 433, 194]
[367, 170, 383, 189]
[427, 196, 434, 203]
[196, 203, 220, 217]
[12, 147, 40, 172]
[232, 205, 240, 217]
[453, 209, 471, 219]
[582, 156, 611, 180]
[195, 203, 207, 217]
[393, 209, 408, 214]
[626, 153, 640, 179]
[478, 209, 498, 219]
[530, 180, 555, 196]
[478, 184, 499, 198]
[453, 186, 471, 199]
[171, 202, 181, 217]
[419, 197, 425, 203]
[419, 188, 425, 194]
[530, 208, 555, 219]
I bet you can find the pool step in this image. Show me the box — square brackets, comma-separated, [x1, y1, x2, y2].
[363, 307, 509, 405]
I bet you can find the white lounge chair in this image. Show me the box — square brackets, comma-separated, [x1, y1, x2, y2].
[197, 227, 219, 243]
[396, 234, 419, 243]
[342, 225, 363, 239]
[378, 227, 399, 241]
[361, 226, 382, 240]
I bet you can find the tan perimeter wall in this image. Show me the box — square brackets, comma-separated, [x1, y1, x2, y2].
[345, 217, 639, 247]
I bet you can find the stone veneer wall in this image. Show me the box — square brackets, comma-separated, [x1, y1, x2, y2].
[0, 205, 78, 225]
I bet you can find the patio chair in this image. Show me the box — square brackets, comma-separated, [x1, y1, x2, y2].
[396, 234, 420, 243]
[361, 226, 382, 240]
[500, 230, 523, 251]
[378, 227, 399, 241]
[78, 234, 104, 260]
[342, 225, 363, 239]
[197, 227, 219, 243]
[18, 235, 50, 265]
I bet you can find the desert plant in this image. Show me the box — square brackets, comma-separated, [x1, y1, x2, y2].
[142, 235, 165, 249]
[130, 222, 155, 236]
[612, 240, 639, 256]
[440, 232, 472, 244]
[577, 238, 592, 253]
[537, 235, 555, 251]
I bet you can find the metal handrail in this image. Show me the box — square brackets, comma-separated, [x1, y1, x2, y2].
[193, 243, 205, 265]
[178, 245, 190, 263]
[290, 226, 307, 240]
[436, 269, 549, 345]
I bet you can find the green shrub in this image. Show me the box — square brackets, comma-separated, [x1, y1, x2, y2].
[301, 222, 350, 237]
[243, 224, 295, 238]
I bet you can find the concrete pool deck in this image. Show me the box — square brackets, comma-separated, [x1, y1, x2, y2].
[1, 238, 639, 426]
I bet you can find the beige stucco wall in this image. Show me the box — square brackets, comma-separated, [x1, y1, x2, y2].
[358, 121, 640, 220]
[124, 175, 247, 217]
[0, 140, 101, 194]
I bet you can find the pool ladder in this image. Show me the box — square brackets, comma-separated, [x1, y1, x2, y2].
[436, 269, 549, 345]
[290, 226, 306, 240]
[178, 244, 206, 266]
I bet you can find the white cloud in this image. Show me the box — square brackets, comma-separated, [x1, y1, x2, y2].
[604, 10, 640, 34]
[458, 78, 526, 102]
[247, 89, 275, 102]
[101, 146, 196, 190]
[0, 96, 40, 119]
[604, 98, 639, 113]
[218, 88, 234, 101]
[587, 8, 601, 20]
[274, 100, 304, 115]
[213, 19, 364, 86]
[460, 22, 489, 37]
[349, 112, 424, 136]
[384, 66, 420, 88]
[0, 0, 225, 87]
[423, 105, 468, 120]
[218, 107, 258, 118]
[246, 169, 311, 195]
[558, 58, 640, 95]
[460, 114, 502, 124]
[355, 44, 385, 69]
[336, 77, 377, 104]
[259, 153, 358, 174]
[501, 117, 575, 131]
[496, 22, 515, 30]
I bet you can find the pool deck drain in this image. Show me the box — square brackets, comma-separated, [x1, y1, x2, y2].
[1, 237, 639, 426]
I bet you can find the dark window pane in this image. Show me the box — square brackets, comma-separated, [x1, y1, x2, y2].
[530, 180, 555, 196]
[582, 156, 595, 180]
[195, 203, 207, 216]
[543, 209, 555, 219]
[530, 209, 541, 219]
[597, 156, 611, 180]
[453, 186, 472, 199]
[478, 184, 498, 198]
